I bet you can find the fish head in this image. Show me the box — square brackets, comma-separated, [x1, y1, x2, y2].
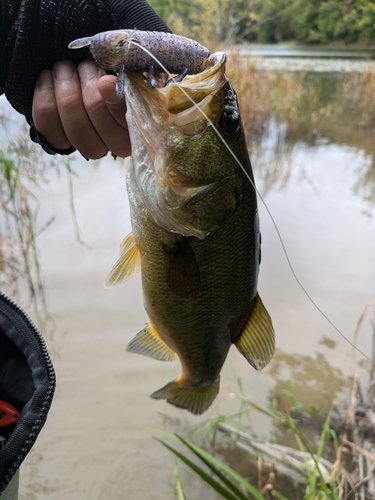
[69, 30, 138, 71]
[125, 52, 252, 239]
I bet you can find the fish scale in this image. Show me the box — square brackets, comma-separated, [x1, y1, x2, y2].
[73, 31, 276, 415]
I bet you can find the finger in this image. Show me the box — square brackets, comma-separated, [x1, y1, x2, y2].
[96, 75, 128, 128]
[32, 70, 71, 150]
[97, 74, 131, 157]
[53, 61, 108, 159]
[78, 62, 131, 158]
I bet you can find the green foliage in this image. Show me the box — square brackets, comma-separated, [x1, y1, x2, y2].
[294, 0, 322, 43]
[149, 0, 375, 45]
[157, 433, 267, 500]
[149, 0, 256, 46]
[348, 0, 375, 40]
[159, 386, 344, 499]
[317, 1, 347, 42]
[252, 0, 294, 43]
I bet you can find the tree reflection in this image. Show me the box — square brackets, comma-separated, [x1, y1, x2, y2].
[353, 157, 375, 213]
[233, 66, 375, 210]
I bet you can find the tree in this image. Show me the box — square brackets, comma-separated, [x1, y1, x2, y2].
[149, 0, 375, 44]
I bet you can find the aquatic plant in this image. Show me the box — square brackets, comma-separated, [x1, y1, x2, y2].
[0, 126, 52, 307]
[159, 393, 368, 499]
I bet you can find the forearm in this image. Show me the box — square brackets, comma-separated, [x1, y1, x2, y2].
[0, 0, 20, 45]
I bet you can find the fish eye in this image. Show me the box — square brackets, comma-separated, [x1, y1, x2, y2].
[218, 109, 240, 135]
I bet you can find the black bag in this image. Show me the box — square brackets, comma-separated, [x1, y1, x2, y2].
[0, 291, 55, 494]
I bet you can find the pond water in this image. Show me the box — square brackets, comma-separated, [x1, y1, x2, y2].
[235, 43, 375, 72]
[1, 50, 375, 499]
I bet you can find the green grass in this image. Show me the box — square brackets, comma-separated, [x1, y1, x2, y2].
[158, 433, 267, 500]
[157, 380, 357, 499]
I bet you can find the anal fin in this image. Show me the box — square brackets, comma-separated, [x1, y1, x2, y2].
[104, 232, 141, 287]
[234, 294, 275, 370]
[126, 323, 177, 362]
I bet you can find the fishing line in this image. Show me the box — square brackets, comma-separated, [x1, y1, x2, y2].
[126, 41, 373, 365]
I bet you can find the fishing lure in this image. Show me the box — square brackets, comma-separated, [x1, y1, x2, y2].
[69, 29, 210, 94]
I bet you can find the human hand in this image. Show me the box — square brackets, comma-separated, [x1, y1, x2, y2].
[32, 60, 131, 159]
[1, 0, 170, 155]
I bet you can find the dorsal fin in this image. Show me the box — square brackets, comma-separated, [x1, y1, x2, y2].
[234, 294, 275, 370]
[104, 232, 141, 287]
[126, 323, 177, 361]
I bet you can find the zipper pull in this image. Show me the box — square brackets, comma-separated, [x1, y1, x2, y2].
[0, 401, 20, 427]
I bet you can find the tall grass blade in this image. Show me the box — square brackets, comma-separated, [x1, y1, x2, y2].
[175, 434, 265, 500]
[157, 435, 267, 500]
[156, 438, 241, 500]
[173, 464, 186, 500]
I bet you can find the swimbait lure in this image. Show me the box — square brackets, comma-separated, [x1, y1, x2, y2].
[69, 29, 210, 90]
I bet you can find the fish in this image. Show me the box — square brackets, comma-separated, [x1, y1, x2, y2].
[103, 49, 275, 415]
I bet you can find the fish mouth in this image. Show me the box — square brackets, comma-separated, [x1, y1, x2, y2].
[128, 51, 226, 117]
[125, 52, 230, 239]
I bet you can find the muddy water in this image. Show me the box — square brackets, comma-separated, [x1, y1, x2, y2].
[1, 67, 375, 498]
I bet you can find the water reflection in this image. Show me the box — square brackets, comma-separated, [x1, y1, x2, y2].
[250, 119, 375, 213]
[241, 69, 375, 211]
[353, 159, 375, 213]
[236, 44, 375, 73]
[249, 121, 309, 195]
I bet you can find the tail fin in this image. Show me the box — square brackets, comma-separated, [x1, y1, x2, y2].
[150, 378, 220, 415]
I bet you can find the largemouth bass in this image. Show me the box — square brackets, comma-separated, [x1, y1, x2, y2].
[103, 50, 275, 415]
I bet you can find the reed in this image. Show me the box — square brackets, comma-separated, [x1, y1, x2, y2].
[225, 53, 375, 145]
[0, 121, 80, 327]
[337, 69, 375, 128]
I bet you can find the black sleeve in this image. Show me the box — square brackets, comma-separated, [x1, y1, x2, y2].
[0, 291, 55, 494]
[0, 0, 171, 154]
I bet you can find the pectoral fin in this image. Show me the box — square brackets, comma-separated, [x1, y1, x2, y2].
[104, 232, 141, 287]
[234, 294, 275, 370]
[126, 323, 177, 361]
